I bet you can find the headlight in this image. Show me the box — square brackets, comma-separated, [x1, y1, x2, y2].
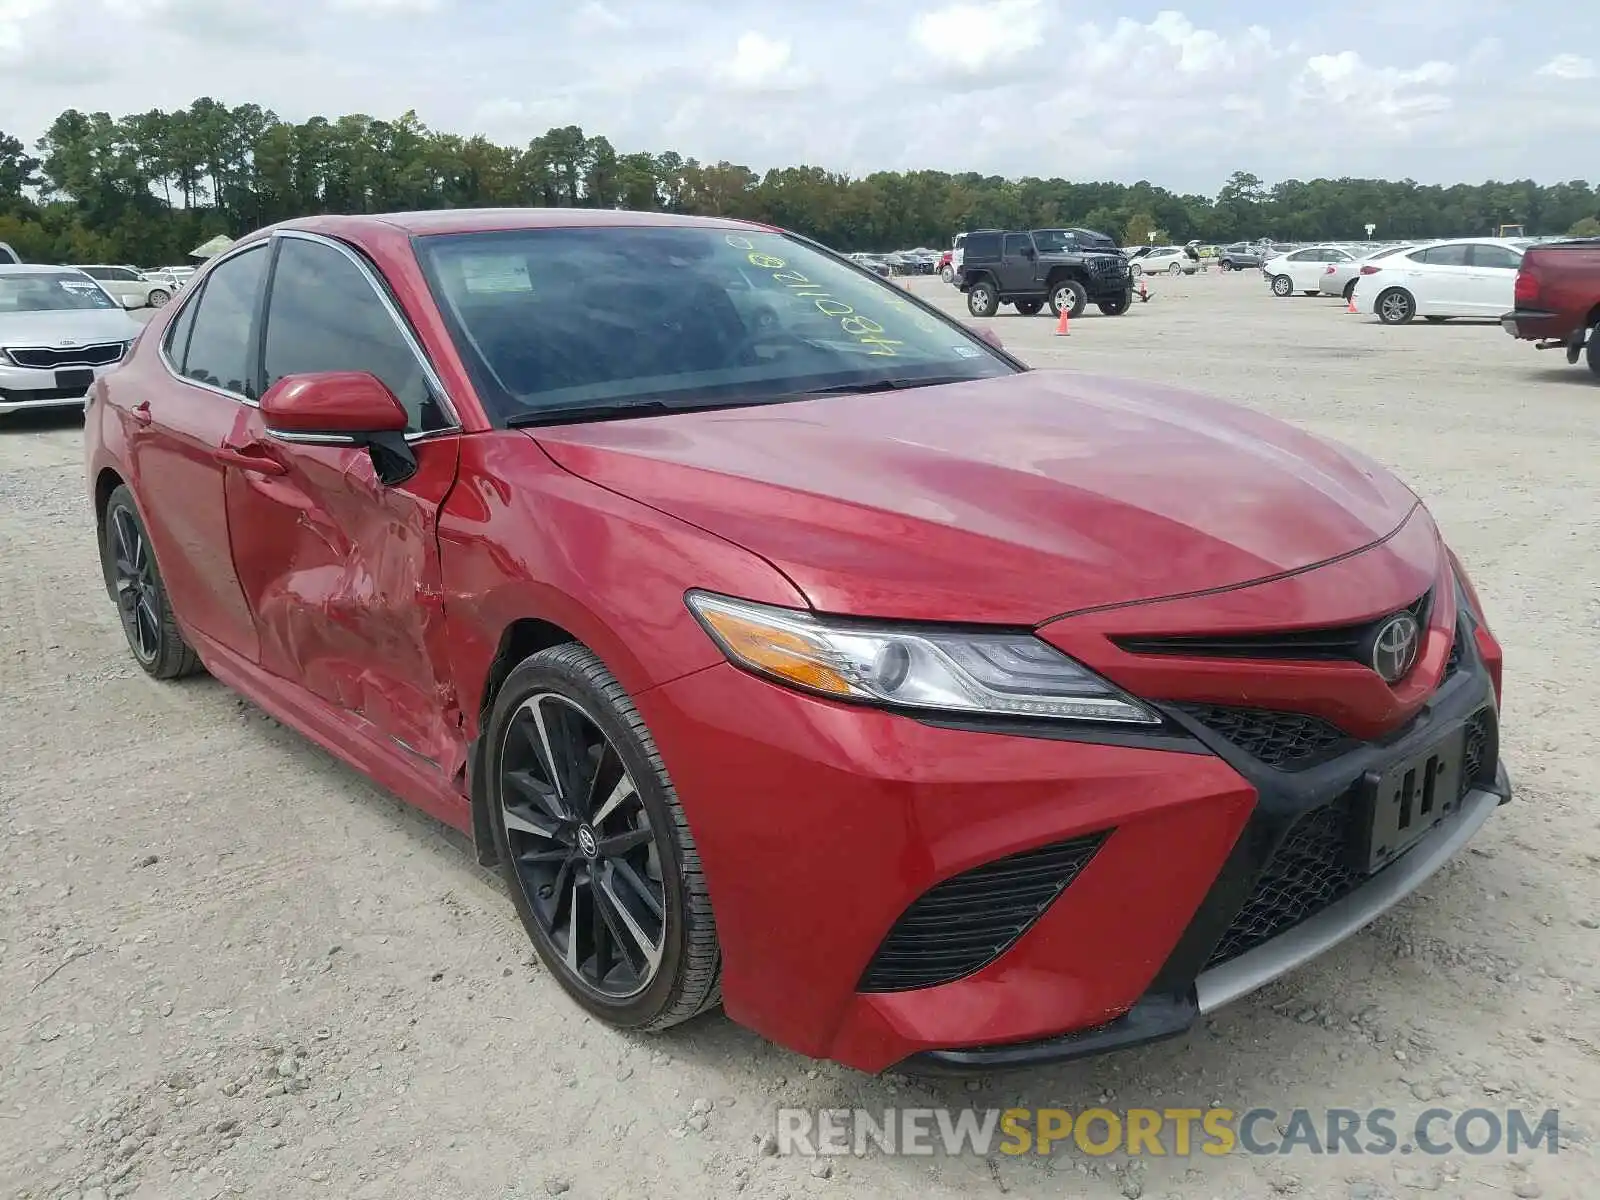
[685, 591, 1161, 725]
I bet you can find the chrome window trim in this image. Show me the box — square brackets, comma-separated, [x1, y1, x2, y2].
[156, 229, 463, 445]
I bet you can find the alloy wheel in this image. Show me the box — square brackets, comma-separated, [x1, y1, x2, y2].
[111, 506, 160, 664]
[1379, 290, 1414, 324]
[499, 693, 667, 1000]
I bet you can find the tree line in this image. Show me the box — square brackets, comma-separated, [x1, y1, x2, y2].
[2, 98, 1598, 267]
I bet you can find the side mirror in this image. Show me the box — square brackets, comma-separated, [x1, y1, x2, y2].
[261, 371, 417, 485]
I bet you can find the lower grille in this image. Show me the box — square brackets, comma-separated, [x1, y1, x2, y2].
[858, 833, 1107, 992]
[0, 385, 92, 402]
[1204, 706, 1498, 970]
[7, 343, 124, 369]
[1173, 704, 1351, 770]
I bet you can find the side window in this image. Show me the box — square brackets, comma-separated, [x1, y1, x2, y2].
[262, 237, 447, 433]
[1419, 244, 1470, 267]
[109, 268, 139, 281]
[964, 233, 1001, 262]
[1288, 250, 1314, 261]
[1002, 233, 1032, 257]
[181, 246, 269, 397]
[1470, 244, 1521, 270]
[1327, 249, 1352, 262]
[163, 291, 200, 366]
[81, 267, 110, 280]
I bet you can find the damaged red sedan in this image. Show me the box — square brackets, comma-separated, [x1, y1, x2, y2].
[84, 210, 1510, 1073]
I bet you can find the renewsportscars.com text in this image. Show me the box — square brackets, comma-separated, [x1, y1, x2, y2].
[775, 1106, 1561, 1158]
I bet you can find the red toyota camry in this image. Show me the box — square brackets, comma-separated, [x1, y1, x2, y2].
[84, 210, 1510, 1074]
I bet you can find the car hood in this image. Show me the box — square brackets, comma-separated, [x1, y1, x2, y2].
[0, 308, 143, 348]
[530, 371, 1424, 624]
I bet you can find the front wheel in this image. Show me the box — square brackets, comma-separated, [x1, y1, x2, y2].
[1097, 289, 1132, 316]
[146, 288, 171, 308]
[1219, 261, 1234, 272]
[486, 643, 722, 1031]
[1587, 324, 1600, 379]
[1271, 274, 1293, 297]
[100, 485, 203, 679]
[940, 265, 954, 283]
[1048, 279, 1087, 319]
[1376, 288, 1416, 324]
[966, 282, 999, 318]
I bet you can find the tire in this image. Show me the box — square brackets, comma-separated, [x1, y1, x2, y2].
[100, 484, 203, 680]
[1048, 278, 1087, 320]
[1130, 262, 1143, 277]
[1587, 324, 1600, 379]
[1167, 262, 1183, 276]
[146, 288, 171, 308]
[1271, 274, 1293, 297]
[1376, 288, 1416, 325]
[966, 281, 999, 318]
[1343, 280, 1357, 300]
[1013, 299, 1043, 316]
[1096, 289, 1132, 316]
[1219, 260, 1234, 272]
[940, 265, 954, 284]
[485, 643, 721, 1031]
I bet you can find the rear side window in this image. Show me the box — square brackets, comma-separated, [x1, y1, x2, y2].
[1416, 244, 1469, 267]
[262, 237, 448, 433]
[964, 233, 1001, 261]
[163, 291, 199, 364]
[179, 246, 268, 397]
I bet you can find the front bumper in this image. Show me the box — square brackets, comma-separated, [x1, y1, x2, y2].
[0, 360, 119, 415]
[639, 581, 1507, 1074]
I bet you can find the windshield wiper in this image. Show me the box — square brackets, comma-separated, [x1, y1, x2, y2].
[794, 375, 980, 396]
[506, 398, 764, 428]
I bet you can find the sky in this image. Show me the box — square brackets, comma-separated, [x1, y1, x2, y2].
[2, 0, 1597, 195]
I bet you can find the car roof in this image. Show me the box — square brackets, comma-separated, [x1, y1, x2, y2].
[0, 263, 92, 276]
[274, 208, 773, 239]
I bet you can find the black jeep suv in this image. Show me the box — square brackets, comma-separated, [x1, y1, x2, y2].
[957, 227, 1134, 319]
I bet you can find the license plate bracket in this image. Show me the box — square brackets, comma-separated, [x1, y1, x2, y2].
[1351, 724, 1466, 874]
[55, 368, 95, 393]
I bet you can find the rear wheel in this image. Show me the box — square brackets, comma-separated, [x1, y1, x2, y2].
[486, 644, 722, 1031]
[1013, 299, 1043, 316]
[966, 281, 999, 318]
[1167, 262, 1183, 276]
[1271, 274, 1293, 297]
[100, 485, 203, 680]
[146, 288, 171, 308]
[1586, 323, 1600, 379]
[1130, 262, 1143, 276]
[1376, 288, 1416, 325]
[1048, 278, 1087, 319]
[1343, 280, 1357, 300]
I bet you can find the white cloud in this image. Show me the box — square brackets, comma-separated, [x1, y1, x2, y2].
[712, 31, 808, 92]
[911, 0, 1045, 77]
[1537, 53, 1597, 81]
[3, 2, 1597, 193]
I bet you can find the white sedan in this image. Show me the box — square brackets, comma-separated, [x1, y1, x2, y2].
[1263, 246, 1359, 296]
[1348, 237, 1527, 325]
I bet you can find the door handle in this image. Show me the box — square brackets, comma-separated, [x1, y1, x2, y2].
[214, 446, 287, 476]
[131, 401, 152, 426]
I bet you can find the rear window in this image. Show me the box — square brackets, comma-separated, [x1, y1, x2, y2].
[415, 225, 1016, 424]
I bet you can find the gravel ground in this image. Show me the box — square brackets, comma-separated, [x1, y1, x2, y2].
[2, 272, 1597, 1200]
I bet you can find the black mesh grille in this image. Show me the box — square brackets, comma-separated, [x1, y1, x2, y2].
[1204, 706, 1498, 970]
[7, 343, 124, 369]
[858, 833, 1107, 992]
[1172, 704, 1352, 770]
[1118, 591, 1431, 668]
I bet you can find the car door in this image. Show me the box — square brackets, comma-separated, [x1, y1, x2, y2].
[124, 244, 269, 663]
[1000, 233, 1037, 292]
[221, 230, 465, 774]
[1464, 243, 1523, 316]
[1409, 244, 1472, 314]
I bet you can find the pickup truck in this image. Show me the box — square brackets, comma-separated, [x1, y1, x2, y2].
[1501, 238, 1600, 378]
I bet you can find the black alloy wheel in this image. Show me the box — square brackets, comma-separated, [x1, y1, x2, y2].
[488, 644, 721, 1029]
[100, 484, 202, 679]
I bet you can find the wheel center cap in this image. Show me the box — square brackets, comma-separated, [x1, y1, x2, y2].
[576, 824, 599, 859]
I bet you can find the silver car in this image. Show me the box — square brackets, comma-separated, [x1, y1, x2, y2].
[0, 266, 144, 417]
[1319, 244, 1421, 300]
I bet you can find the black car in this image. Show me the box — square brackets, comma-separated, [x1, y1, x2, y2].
[957, 228, 1134, 319]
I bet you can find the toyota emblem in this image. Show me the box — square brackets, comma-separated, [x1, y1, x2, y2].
[1368, 614, 1421, 683]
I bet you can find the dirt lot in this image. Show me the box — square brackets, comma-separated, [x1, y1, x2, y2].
[2, 272, 1597, 1200]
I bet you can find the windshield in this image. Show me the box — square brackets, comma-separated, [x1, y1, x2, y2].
[415, 225, 1017, 423]
[0, 272, 117, 313]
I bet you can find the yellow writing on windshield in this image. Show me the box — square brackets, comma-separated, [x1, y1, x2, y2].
[726, 234, 904, 357]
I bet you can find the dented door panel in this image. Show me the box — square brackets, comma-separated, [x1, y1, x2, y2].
[223, 411, 465, 779]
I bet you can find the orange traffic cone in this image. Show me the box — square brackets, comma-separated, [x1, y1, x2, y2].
[1346, 293, 1359, 314]
[1055, 306, 1070, 336]
[1138, 279, 1149, 303]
